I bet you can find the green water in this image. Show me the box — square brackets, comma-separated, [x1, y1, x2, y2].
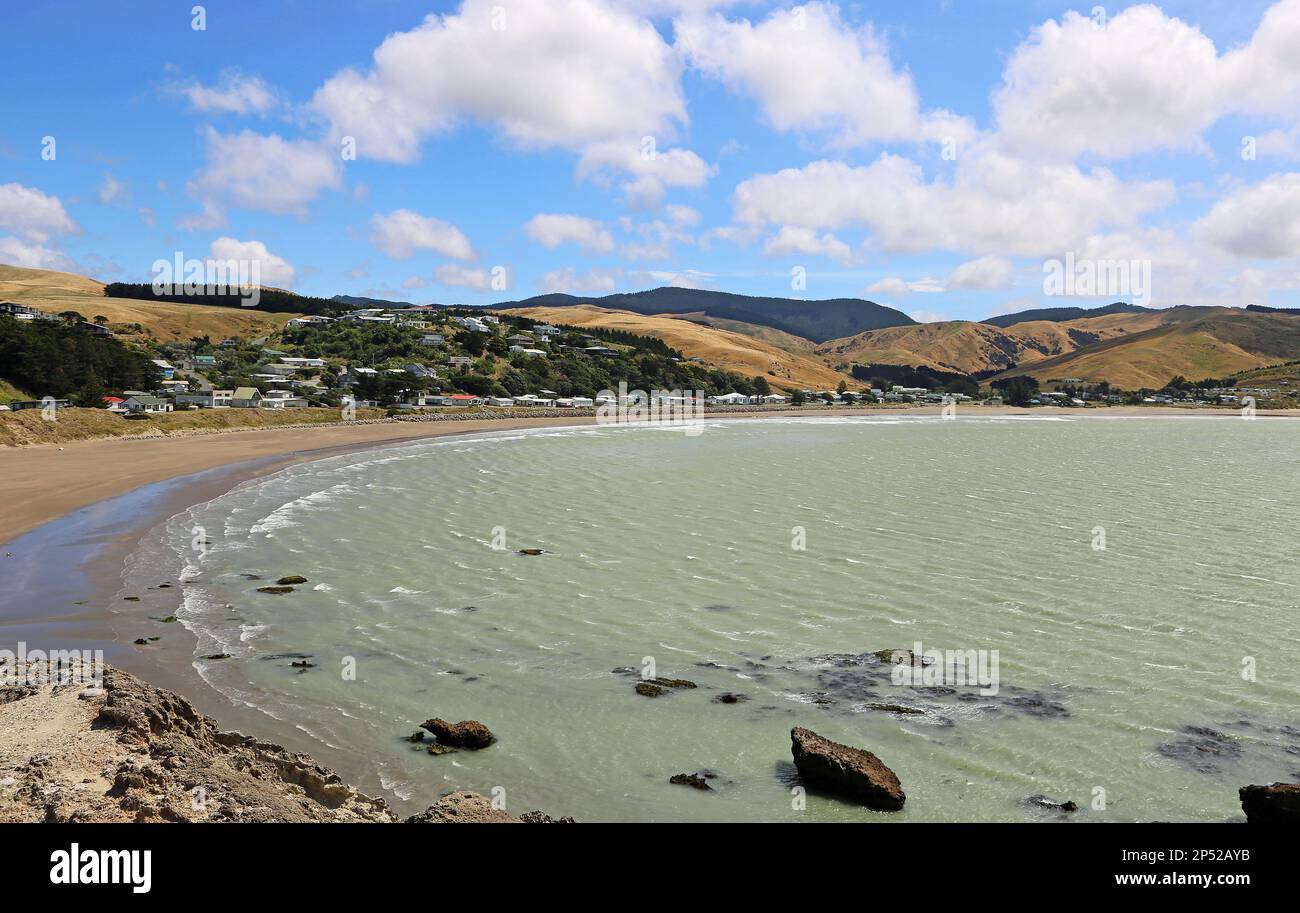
[130, 415, 1300, 821]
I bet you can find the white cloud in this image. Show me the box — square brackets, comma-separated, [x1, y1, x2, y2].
[370, 209, 475, 261]
[539, 266, 621, 294]
[576, 140, 714, 206]
[948, 255, 1015, 290]
[98, 174, 126, 205]
[524, 214, 615, 254]
[731, 148, 1174, 258]
[762, 226, 853, 264]
[183, 129, 342, 227]
[866, 277, 944, 296]
[209, 237, 296, 288]
[909, 309, 950, 324]
[175, 69, 280, 116]
[1192, 173, 1300, 260]
[0, 183, 77, 243]
[436, 263, 500, 291]
[994, 1, 1300, 161]
[0, 236, 74, 271]
[677, 2, 973, 149]
[311, 0, 687, 165]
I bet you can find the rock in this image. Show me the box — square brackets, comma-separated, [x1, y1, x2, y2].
[790, 727, 905, 811]
[519, 810, 576, 823]
[517, 548, 545, 556]
[635, 682, 666, 698]
[133, 638, 149, 645]
[653, 677, 697, 689]
[670, 773, 713, 791]
[156, 615, 177, 623]
[256, 585, 295, 594]
[290, 661, 315, 668]
[78, 688, 105, 700]
[864, 702, 925, 715]
[405, 731, 424, 742]
[405, 791, 517, 823]
[1024, 794, 1078, 813]
[123, 596, 140, 602]
[203, 653, 231, 661]
[1240, 783, 1300, 823]
[426, 744, 456, 756]
[276, 575, 308, 585]
[420, 718, 495, 749]
[714, 693, 749, 704]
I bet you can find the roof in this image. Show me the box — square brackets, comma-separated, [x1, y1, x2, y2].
[126, 395, 166, 405]
[232, 387, 261, 399]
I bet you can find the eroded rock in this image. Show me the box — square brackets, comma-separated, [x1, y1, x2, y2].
[790, 726, 905, 811]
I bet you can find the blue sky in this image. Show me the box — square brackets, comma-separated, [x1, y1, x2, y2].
[2, 0, 1298, 322]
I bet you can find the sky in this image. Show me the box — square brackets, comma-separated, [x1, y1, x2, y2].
[2, 0, 1299, 322]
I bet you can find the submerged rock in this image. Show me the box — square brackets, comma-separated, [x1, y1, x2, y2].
[790, 726, 905, 811]
[1158, 726, 1243, 773]
[670, 773, 713, 791]
[256, 585, 295, 595]
[635, 682, 666, 698]
[1239, 783, 1300, 823]
[276, 575, 308, 585]
[864, 702, 925, 715]
[635, 677, 697, 697]
[517, 548, 545, 556]
[1023, 794, 1078, 813]
[714, 693, 749, 704]
[420, 718, 495, 749]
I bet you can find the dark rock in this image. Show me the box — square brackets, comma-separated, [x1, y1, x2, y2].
[670, 773, 713, 791]
[420, 718, 495, 749]
[276, 575, 308, 585]
[864, 702, 925, 715]
[405, 731, 425, 743]
[651, 677, 697, 689]
[133, 638, 149, 645]
[256, 585, 295, 594]
[426, 743, 456, 756]
[714, 693, 749, 704]
[290, 661, 315, 668]
[156, 583, 172, 589]
[635, 682, 666, 697]
[520, 810, 576, 823]
[156, 615, 177, 623]
[1024, 794, 1078, 813]
[203, 653, 231, 660]
[1240, 783, 1300, 823]
[123, 596, 140, 602]
[405, 791, 516, 823]
[1158, 726, 1243, 773]
[790, 726, 905, 811]
[517, 548, 545, 556]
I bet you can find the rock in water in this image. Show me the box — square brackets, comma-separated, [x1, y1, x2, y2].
[790, 726, 905, 811]
[256, 585, 294, 594]
[1240, 783, 1300, 823]
[420, 718, 495, 749]
[276, 575, 308, 585]
[670, 773, 713, 791]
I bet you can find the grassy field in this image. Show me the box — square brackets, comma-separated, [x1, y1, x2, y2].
[0, 406, 388, 447]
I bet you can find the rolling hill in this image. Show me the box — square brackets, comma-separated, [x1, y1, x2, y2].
[981, 302, 1154, 328]
[0, 265, 295, 341]
[490, 287, 915, 343]
[498, 304, 851, 390]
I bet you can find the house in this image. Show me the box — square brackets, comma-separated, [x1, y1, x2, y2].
[121, 395, 172, 414]
[506, 333, 534, 345]
[286, 315, 333, 327]
[582, 346, 617, 356]
[446, 394, 485, 406]
[405, 363, 437, 378]
[280, 357, 326, 369]
[487, 396, 515, 407]
[448, 356, 474, 370]
[509, 346, 548, 357]
[533, 325, 560, 337]
[175, 390, 233, 408]
[103, 396, 126, 412]
[708, 392, 751, 405]
[151, 360, 176, 380]
[759, 394, 787, 404]
[339, 366, 378, 386]
[0, 302, 58, 321]
[420, 334, 445, 347]
[452, 315, 489, 333]
[231, 387, 263, 408]
[8, 398, 69, 411]
[78, 321, 112, 336]
[262, 390, 308, 408]
[191, 354, 217, 368]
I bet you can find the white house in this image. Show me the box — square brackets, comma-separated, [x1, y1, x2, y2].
[708, 392, 751, 405]
[231, 387, 263, 408]
[262, 390, 308, 408]
[121, 395, 172, 414]
[509, 346, 548, 357]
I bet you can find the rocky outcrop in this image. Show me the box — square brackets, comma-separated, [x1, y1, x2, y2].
[790, 727, 905, 811]
[421, 718, 495, 749]
[1240, 782, 1300, 823]
[405, 791, 518, 823]
[276, 575, 308, 585]
[670, 773, 713, 791]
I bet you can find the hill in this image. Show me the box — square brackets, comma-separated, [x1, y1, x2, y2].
[981, 302, 1154, 328]
[0, 266, 294, 342]
[497, 304, 851, 390]
[491, 287, 915, 343]
[990, 309, 1300, 388]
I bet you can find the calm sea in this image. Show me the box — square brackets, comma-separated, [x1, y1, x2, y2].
[122, 415, 1300, 821]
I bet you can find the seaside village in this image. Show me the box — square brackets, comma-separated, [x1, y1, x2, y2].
[0, 299, 1286, 417]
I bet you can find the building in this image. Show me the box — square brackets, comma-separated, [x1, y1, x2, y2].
[191, 354, 217, 368]
[174, 389, 233, 408]
[0, 302, 58, 321]
[151, 360, 176, 380]
[9, 398, 69, 411]
[420, 334, 445, 347]
[231, 387, 263, 408]
[708, 392, 751, 405]
[262, 390, 308, 408]
[509, 346, 548, 357]
[121, 395, 172, 414]
[280, 357, 326, 368]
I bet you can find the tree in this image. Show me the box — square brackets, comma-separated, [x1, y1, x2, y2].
[993, 376, 1039, 407]
[753, 375, 771, 396]
[836, 379, 848, 395]
[791, 389, 806, 406]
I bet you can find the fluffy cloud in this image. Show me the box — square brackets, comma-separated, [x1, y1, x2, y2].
[370, 209, 475, 260]
[576, 140, 714, 207]
[0, 183, 77, 242]
[183, 129, 342, 228]
[865, 277, 944, 296]
[994, 1, 1300, 161]
[436, 263, 502, 291]
[539, 266, 621, 294]
[174, 69, 280, 116]
[524, 214, 615, 254]
[209, 237, 296, 288]
[1192, 173, 1300, 260]
[676, 2, 973, 148]
[311, 0, 687, 164]
[731, 149, 1174, 258]
[761, 226, 853, 264]
[0, 236, 74, 270]
[947, 255, 1015, 290]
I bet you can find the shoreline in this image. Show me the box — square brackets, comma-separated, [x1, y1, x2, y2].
[3, 404, 1299, 818]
